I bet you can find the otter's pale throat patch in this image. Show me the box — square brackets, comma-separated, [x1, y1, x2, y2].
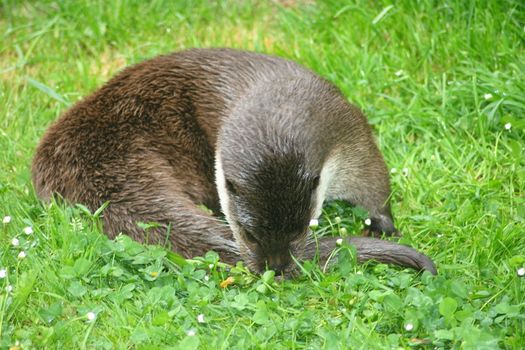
[215, 151, 233, 228]
[311, 154, 338, 221]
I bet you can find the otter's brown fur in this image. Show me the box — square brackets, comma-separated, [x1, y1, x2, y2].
[32, 48, 436, 275]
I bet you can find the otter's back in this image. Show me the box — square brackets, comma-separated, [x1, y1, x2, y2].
[31, 48, 316, 208]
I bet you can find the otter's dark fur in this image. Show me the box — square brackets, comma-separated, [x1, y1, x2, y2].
[32, 48, 436, 275]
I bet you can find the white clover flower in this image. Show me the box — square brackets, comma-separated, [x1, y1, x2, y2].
[309, 219, 319, 229]
[504, 122, 512, 130]
[517, 267, 525, 277]
[395, 70, 404, 77]
[339, 227, 347, 235]
[364, 218, 372, 226]
[2, 216, 11, 224]
[334, 217, 342, 224]
[86, 312, 96, 321]
[187, 328, 197, 336]
[204, 275, 209, 281]
[23, 226, 33, 235]
[208, 263, 214, 269]
[336, 238, 343, 246]
[197, 314, 205, 323]
[483, 93, 493, 100]
[11, 238, 19, 246]
[356, 271, 363, 275]
[402, 168, 409, 176]
[405, 323, 414, 331]
[5, 285, 12, 293]
[18, 251, 26, 259]
[390, 168, 397, 174]
[0, 269, 6, 279]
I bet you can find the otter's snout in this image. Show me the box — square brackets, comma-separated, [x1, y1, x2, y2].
[266, 252, 292, 274]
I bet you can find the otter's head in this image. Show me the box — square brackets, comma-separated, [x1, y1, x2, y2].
[215, 80, 334, 274]
[216, 147, 325, 274]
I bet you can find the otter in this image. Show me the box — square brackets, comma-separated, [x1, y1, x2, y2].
[32, 48, 436, 276]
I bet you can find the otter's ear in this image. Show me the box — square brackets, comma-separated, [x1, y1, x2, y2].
[312, 175, 320, 189]
[225, 179, 238, 195]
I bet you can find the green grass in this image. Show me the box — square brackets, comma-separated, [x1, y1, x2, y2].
[1, 0, 524, 348]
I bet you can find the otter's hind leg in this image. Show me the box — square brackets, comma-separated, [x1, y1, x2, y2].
[326, 152, 397, 236]
[102, 198, 240, 265]
[98, 148, 241, 264]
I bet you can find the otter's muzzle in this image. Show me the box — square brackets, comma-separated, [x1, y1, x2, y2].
[266, 253, 292, 274]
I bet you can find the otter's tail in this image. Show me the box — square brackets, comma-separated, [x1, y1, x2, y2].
[306, 236, 437, 275]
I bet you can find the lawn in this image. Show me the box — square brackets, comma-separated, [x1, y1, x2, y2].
[1, 0, 524, 349]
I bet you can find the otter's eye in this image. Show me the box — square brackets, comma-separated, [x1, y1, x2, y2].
[235, 221, 259, 245]
[243, 229, 259, 245]
[225, 179, 237, 195]
[312, 175, 320, 189]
